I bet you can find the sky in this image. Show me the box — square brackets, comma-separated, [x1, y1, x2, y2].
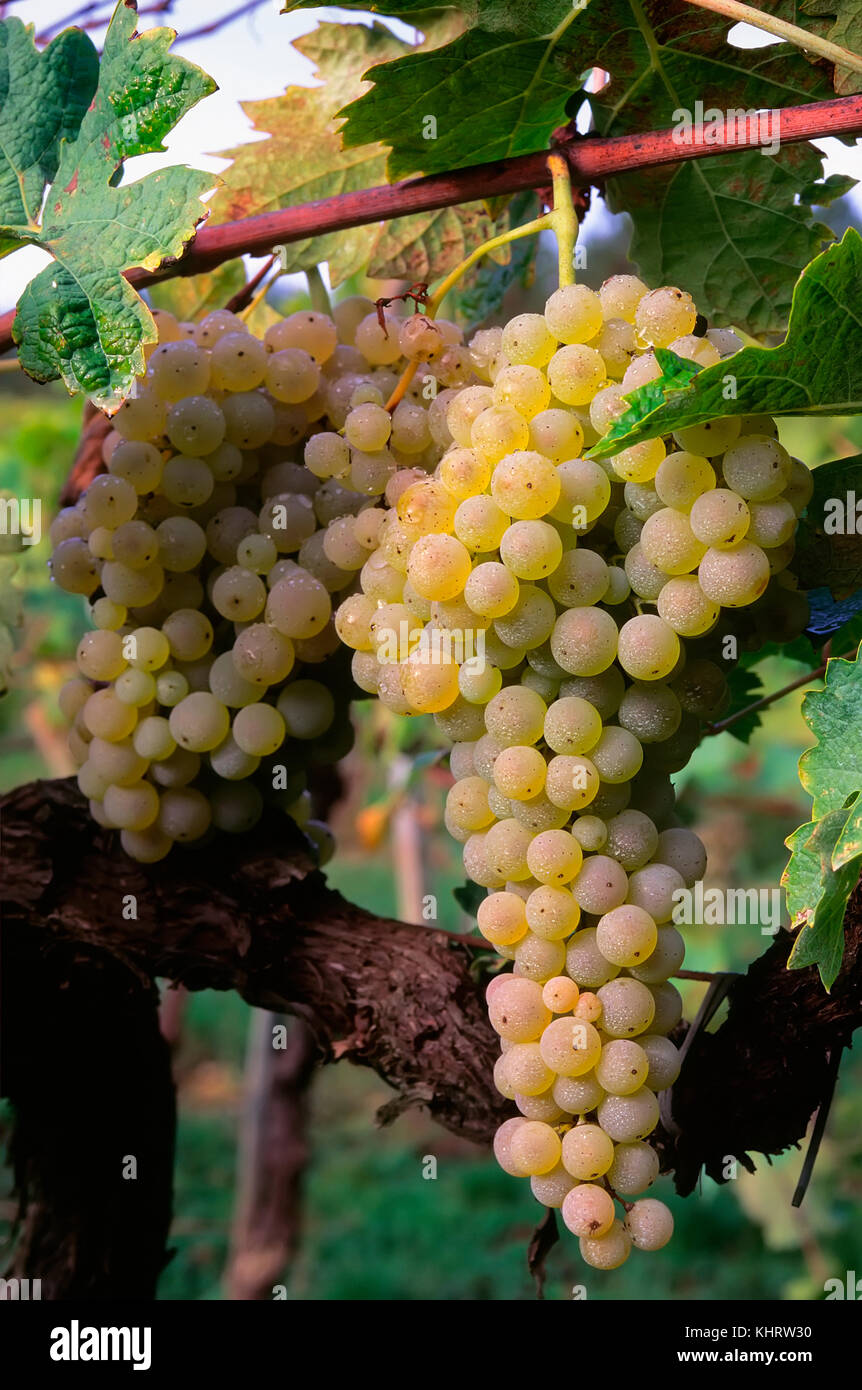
[1, 0, 861, 314]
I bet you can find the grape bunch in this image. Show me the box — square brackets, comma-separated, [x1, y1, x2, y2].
[50, 298, 466, 861]
[336, 273, 812, 1270]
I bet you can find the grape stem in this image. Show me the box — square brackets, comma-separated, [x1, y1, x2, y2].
[602, 1177, 634, 1213]
[547, 151, 578, 288]
[704, 643, 856, 737]
[682, 0, 862, 77]
[384, 212, 553, 410]
[306, 266, 332, 318]
[224, 253, 277, 314]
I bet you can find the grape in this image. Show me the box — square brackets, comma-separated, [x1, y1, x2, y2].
[689, 487, 750, 546]
[625, 1198, 674, 1251]
[607, 1141, 659, 1195]
[544, 283, 603, 344]
[540, 1017, 601, 1077]
[531, 1163, 577, 1207]
[698, 541, 770, 607]
[597, 978, 656, 1038]
[565, 927, 620, 989]
[550, 607, 618, 677]
[617, 683, 681, 744]
[561, 1125, 614, 1181]
[509, 1121, 563, 1177]
[547, 548, 609, 608]
[617, 614, 680, 681]
[595, 317, 637, 376]
[655, 451, 715, 510]
[590, 726, 644, 783]
[627, 863, 687, 923]
[493, 584, 556, 649]
[103, 780, 160, 831]
[604, 810, 659, 870]
[166, 396, 225, 455]
[635, 286, 697, 346]
[624, 542, 668, 601]
[746, 497, 797, 548]
[149, 341, 210, 400]
[504, 1042, 555, 1096]
[640, 508, 706, 575]
[638, 1034, 682, 1090]
[500, 519, 562, 580]
[478, 892, 528, 946]
[721, 434, 792, 500]
[547, 344, 606, 406]
[488, 975, 551, 1042]
[580, 1219, 632, 1270]
[528, 408, 584, 462]
[553, 1072, 605, 1114]
[169, 692, 230, 752]
[490, 450, 559, 519]
[656, 575, 719, 636]
[599, 274, 647, 323]
[493, 745, 547, 800]
[500, 313, 556, 368]
[157, 786, 212, 841]
[551, 458, 611, 528]
[628, 925, 685, 984]
[542, 976, 579, 1013]
[654, 827, 707, 886]
[609, 437, 665, 484]
[526, 829, 583, 886]
[513, 932, 567, 983]
[596, 904, 658, 968]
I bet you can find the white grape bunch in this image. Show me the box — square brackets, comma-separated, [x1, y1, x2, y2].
[335, 271, 813, 1272]
[50, 297, 466, 862]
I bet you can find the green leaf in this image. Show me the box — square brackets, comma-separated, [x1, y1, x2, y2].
[794, 454, 862, 595]
[798, 172, 858, 205]
[452, 191, 542, 330]
[802, 0, 862, 95]
[832, 790, 862, 868]
[785, 810, 859, 988]
[299, 0, 848, 330]
[149, 261, 246, 323]
[0, 17, 98, 228]
[723, 666, 766, 744]
[9, 1, 216, 406]
[213, 19, 492, 291]
[589, 228, 862, 459]
[798, 647, 862, 818]
[453, 879, 485, 919]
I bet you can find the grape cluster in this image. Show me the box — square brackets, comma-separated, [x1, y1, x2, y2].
[336, 274, 812, 1271]
[50, 299, 462, 861]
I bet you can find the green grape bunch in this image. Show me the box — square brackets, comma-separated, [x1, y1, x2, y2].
[335, 271, 812, 1272]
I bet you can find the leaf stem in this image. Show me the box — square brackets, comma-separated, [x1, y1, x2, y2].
[547, 151, 578, 287]
[305, 266, 332, 317]
[384, 213, 553, 410]
[705, 646, 857, 737]
[426, 213, 553, 317]
[682, 0, 862, 77]
[239, 263, 283, 324]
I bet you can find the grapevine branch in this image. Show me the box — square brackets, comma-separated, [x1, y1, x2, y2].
[3, 94, 862, 355]
[3, 779, 862, 1205]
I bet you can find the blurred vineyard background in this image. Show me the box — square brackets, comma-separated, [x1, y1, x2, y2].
[3, 209, 862, 1301]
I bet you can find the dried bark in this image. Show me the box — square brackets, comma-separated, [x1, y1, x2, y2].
[3, 775, 862, 1252]
[1, 921, 175, 1299]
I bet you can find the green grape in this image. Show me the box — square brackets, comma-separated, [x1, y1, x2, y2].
[654, 827, 707, 886]
[595, 1039, 650, 1096]
[628, 925, 685, 984]
[500, 520, 562, 580]
[625, 1198, 674, 1251]
[547, 548, 609, 608]
[721, 434, 792, 500]
[604, 810, 659, 871]
[169, 692, 230, 752]
[539, 1016, 601, 1077]
[526, 829, 583, 886]
[485, 686, 547, 746]
[579, 1220, 632, 1270]
[494, 584, 556, 650]
[640, 508, 706, 575]
[689, 488, 750, 546]
[617, 682, 682, 744]
[550, 607, 618, 677]
[547, 344, 606, 406]
[528, 408, 584, 463]
[655, 451, 715, 510]
[166, 396, 225, 455]
[656, 575, 719, 636]
[550, 458, 611, 529]
[635, 286, 697, 347]
[571, 856, 629, 916]
[617, 614, 680, 681]
[501, 313, 556, 368]
[490, 451, 560, 519]
[607, 1141, 659, 1195]
[103, 781, 160, 831]
[590, 726, 644, 782]
[637, 1034, 682, 1091]
[698, 541, 770, 607]
[599, 274, 647, 323]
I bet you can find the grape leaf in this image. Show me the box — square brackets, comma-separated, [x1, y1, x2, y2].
[8, 1, 216, 407]
[212, 20, 497, 291]
[0, 16, 98, 229]
[453, 190, 542, 330]
[589, 228, 862, 459]
[453, 879, 484, 919]
[798, 647, 862, 818]
[149, 261, 246, 323]
[784, 810, 859, 989]
[802, 0, 862, 94]
[290, 0, 848, 330]
[723, 666, 766, 743]
[805, 586, 862, 635]
[793, 454, 862, 595]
